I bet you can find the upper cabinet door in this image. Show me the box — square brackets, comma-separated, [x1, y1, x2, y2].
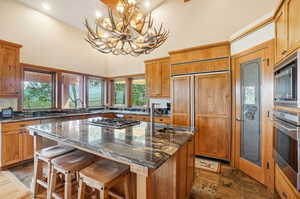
[161, 59, 170, 97]
[275, 5, 288, 63]
[146, 62, 162, 97]
[0, 44, 20, 95]
[287, 0, 300, 51]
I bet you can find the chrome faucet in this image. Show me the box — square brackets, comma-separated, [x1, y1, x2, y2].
[150, 103, 161, 132]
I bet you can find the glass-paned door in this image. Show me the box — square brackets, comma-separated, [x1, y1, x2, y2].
[240, 58, 261, 166]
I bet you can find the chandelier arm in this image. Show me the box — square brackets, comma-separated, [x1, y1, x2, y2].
[108, 9, 117, 30]
[135, 16, 146, 34]
[85, 19, 99, 40]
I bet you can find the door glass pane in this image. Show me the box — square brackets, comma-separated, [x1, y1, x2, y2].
[240, 59, 261, 166]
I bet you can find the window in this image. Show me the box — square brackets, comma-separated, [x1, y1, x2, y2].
[114, 79, 126, 106]
[131, 78, 146, 107]
[61, 73, 84, 109]
[23, 70, 55, 109]
[87, 77, 105, 107]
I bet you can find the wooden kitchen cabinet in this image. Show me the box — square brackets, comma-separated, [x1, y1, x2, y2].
[275, 4, 288, 63]
[169, 42, 230, 75]
[275, 164, 299, 199]
[1, 120, 40, 167]
[2, 130, 23, 166]
[275, 0, 300, 64]
[287, 0, 300, 52]
[0, 40, 22, 96]
[22, 131, 34, 160]
[145, 57, 170, 98]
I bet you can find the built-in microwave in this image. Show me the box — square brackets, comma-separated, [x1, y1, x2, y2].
[273, 110, 300, 192]
[274, 51, 300, 107]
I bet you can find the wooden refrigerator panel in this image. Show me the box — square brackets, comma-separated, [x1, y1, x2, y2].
[171, 76, 191, 126]
[195, 72, 231, 160]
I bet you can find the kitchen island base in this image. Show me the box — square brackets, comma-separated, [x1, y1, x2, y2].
[32, 135, 195, 199]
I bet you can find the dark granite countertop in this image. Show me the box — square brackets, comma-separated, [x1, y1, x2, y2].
[27, 118, 194, 169]
[0, 110, 171, 123]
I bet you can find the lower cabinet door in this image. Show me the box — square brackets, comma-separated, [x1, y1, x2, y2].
[275, 165, 298, 199]
[22, 131, 34, 160]
[2, 131, 23, 166]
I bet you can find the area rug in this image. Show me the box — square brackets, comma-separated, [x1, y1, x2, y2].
[0, 171, 31, 199]
[195, 157, 221, 173]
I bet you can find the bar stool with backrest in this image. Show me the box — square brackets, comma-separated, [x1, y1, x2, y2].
[77, 159, 131, 199]
[32, 145, 75, 198]
[48, 150, 97, 199]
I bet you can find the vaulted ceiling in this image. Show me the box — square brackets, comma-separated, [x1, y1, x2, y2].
[17, 0, 167, 30]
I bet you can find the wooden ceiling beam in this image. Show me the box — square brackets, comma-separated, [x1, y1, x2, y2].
[100, 0, 119, 9]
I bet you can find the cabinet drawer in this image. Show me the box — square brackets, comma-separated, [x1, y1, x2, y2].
[2, 120, 40, 132]
[275, 165, 298, 199]
[155, 117, 171, 124]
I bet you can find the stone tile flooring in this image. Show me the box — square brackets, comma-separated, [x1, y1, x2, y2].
[9, 161, 280, 199]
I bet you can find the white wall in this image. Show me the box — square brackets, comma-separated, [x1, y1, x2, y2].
[106, 0, 280, 77]
[0, 0, 107, 76]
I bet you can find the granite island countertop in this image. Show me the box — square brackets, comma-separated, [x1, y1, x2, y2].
[27, 118, 195, 169]
[0, 110, 171, 123]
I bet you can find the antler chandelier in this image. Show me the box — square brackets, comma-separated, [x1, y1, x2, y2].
[85, 0, 169, 56]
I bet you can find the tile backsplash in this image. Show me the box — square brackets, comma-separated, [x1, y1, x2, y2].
[0, 98, 18, 110]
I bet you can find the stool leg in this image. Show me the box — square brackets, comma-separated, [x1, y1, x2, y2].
[32, 155, 42, 198]
[124, 173, 130, 199]
[100, 188, 109, 199]
[47, 166, 57, 199]
[47, 161, 52, 186]
[77, 178, 86, 199]
[64, 172, 72, 199]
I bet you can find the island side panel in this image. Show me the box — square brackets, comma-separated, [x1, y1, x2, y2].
[152, 136, 195, 199]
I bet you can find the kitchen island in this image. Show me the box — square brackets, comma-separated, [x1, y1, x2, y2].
[27, 117, 196, 199]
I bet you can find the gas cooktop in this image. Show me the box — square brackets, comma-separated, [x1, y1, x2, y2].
[87, 118, 141, 129]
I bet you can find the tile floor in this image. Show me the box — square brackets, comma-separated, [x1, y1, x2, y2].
[9, 161, 280, 199]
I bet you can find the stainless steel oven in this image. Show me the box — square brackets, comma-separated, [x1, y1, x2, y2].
[274, 51, 300, 107]
[273, 110, 300, 192]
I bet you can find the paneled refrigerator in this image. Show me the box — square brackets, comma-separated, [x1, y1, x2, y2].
[171, 71, 231, 160]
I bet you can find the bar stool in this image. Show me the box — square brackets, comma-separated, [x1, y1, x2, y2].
[48, 150, 97, 199]
[32, 145, 75, 198]
[77, 159, 131, 199]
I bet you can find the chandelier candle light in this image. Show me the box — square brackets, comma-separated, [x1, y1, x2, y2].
[85, 0, 169, 56]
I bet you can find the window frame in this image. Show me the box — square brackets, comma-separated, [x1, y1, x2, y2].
[61, 72, 85, 110]
[86, 76, 106, 108]
[113, 78, 127, 107]
[22, 68, 57, 111]
[130, 77, 147, 108]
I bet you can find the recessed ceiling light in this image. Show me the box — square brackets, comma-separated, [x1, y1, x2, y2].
[42, 2, 51, 10]
[95, 11, 102, 19]
[145, 1, 150, 8]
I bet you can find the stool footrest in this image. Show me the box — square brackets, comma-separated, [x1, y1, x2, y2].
[108, 190, 125, 199]
[37, 179, 48, 189]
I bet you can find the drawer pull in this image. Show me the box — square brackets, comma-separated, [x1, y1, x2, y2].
[282, 192, 288, 198]
[20, 124, 26, 127]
